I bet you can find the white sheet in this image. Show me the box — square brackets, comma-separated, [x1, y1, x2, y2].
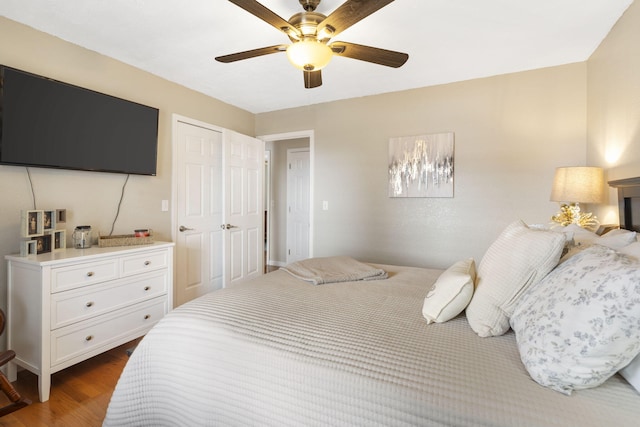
[104, 264, 640, 426]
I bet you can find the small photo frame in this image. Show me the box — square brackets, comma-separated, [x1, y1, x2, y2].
[52, 230, 66, 250]
[43, 210, 56, 231]
[20, 240, 37, 256]
[34, 234, 52, 254]
[56, 209, 67, 224]
[22, 210, 44, 237]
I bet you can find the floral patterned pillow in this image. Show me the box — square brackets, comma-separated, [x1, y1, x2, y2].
[510, 244, 640, 395]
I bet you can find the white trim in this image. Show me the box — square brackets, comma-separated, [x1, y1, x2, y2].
[257, 130, 314, 259]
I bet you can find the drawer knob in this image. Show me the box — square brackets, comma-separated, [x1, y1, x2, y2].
[85, 335, 94, 341]
[86, 271, 94, 277]
[144, 314, 151, 320]
[86, 301, 94, 308]
[144, 286, 151, 291]
[144, 261, 151, 266]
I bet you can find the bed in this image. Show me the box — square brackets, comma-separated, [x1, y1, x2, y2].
[103, 179, 640, 427]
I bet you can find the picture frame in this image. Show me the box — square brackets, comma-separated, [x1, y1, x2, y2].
[21, 209, 44, 237]
[43, 209, 56, 231]
[56, 209, 67, 225]
[388, 132, 455, 198]
[20, 240, 37, 256]
[52, 230, 66, 250]
[34, 234, 52, 254]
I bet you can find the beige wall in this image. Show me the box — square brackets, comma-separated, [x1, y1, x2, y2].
[0, 18, 253, 308]
[587, 0, 640, 224]
[265, 138, 310, 264]
[257, 64, 588, 268]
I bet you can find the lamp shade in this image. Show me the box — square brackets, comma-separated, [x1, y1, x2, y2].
[550, 167, 604, 203]
[286, 40, 333, 71]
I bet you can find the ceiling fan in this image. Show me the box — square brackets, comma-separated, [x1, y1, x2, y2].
[215, 0, 409, 89]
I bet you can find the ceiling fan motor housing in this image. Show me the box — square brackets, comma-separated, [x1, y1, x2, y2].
[288, 11, 330, 41]
[299, 0, 321, 12]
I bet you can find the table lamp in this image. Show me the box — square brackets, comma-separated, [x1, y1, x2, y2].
[550, 166, 604, 230]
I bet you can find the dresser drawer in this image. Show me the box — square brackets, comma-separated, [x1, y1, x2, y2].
[51, 259, 119, 293]
[121, 249, 169, 277]
[50, 271, 169, 329]
[51, 298, 167, 367]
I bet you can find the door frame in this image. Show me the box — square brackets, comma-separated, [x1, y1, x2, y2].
[257, 130, 314, 261]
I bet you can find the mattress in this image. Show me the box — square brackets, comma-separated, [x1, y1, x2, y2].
[103, 264, 640, 426]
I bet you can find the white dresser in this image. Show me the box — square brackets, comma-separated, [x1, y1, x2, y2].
[5, 241, 174, 402]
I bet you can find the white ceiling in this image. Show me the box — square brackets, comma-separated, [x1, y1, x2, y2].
[0, 0, 633, 114]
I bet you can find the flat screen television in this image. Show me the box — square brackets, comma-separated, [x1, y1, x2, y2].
[0, 65, 159, 175]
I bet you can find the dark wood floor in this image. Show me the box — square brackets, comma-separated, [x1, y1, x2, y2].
[0, 338, 140, 427]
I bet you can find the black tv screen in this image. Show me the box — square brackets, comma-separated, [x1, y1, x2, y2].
[0, 65, 158, 175]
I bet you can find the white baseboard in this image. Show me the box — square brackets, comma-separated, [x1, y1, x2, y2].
[267, 260, 286, 267]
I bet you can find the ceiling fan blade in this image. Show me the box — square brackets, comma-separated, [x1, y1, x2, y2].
[318, 0, 395, 38]
[215, 45, 287, 63]
[304, 70, 322, 88]
[228, 0, 301, 38]
[330, 41, 408, 67]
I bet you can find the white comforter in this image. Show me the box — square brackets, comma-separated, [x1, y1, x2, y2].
[104, 264, 640, 426]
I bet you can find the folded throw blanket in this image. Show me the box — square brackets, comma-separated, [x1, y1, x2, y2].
[281, 256, 388, 285]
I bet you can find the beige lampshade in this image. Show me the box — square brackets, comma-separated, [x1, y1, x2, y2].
[550, 167, 604, 203]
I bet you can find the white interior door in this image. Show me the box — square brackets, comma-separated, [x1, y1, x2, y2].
[174, 119, 224, 307]
[286, 149, 310, 263]
[224, 129, 264, 285]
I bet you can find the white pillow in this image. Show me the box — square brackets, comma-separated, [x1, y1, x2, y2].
[465, 220, 565, 337]
[563, 223, 598, 246]
[510, 245, 640, 395]
[422, 259, 475, 324]
[564, 224, 636, 249]
[620, 353, 640, 393]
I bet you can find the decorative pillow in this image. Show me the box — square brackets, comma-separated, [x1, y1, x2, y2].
[510, 245, 640, 395]
[422, 259, 476, 324]
[465, 220, 565, 337]
[620, 353, 640, 393]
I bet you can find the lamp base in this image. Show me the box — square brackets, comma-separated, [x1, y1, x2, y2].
[551, 203, 599, 230]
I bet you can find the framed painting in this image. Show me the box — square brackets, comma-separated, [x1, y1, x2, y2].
[388, 132, 454, 198]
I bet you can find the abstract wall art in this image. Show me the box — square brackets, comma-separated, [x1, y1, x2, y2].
[388, 132, 454, 198]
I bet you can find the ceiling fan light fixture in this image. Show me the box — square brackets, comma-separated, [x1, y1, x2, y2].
[286, 40, 333, 71]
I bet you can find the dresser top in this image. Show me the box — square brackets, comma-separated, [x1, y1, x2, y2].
[6, 241, 174, 266]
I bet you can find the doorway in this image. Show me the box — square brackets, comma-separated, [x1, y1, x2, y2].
[259, 130, 314, 269]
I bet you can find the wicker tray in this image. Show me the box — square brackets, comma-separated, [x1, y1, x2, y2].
[98, 234, 154, 247]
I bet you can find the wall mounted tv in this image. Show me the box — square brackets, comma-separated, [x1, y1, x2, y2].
[0, 65, 159, 175]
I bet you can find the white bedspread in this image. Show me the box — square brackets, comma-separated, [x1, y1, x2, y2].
[104, 264, 640, 426]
